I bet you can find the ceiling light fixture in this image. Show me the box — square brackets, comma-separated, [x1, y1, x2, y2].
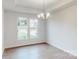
[37, 0, 50, 20]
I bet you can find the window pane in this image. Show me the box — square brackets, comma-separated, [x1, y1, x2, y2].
[17, 17, 28, 29]
[30, 29, 38, 39]
[17, 17, 28, 40]
[17, 29, 28, 40]
[30, 19, 38, 28]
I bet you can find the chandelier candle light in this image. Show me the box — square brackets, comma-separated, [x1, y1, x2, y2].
[37, 0, 50, 19]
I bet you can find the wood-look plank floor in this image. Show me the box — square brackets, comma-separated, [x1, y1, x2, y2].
[3, 44, 76, 59]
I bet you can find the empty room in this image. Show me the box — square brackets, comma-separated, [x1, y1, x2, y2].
[2, 0, 77, 59]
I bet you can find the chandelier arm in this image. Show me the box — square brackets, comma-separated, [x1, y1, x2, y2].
[37, 0, 50, 19]
[43, 0, 46, 14]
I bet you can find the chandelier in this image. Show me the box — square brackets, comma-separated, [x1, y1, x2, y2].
[37, 0, 50, 19]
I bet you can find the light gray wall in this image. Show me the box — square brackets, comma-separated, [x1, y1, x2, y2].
[3, 9, 5, 53]
[4, 10, 46, 48]
[47, 5, 77, 56]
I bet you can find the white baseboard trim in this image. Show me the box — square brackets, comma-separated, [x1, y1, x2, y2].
[5, 41, 46, 49]
[47, 42, 77, 57]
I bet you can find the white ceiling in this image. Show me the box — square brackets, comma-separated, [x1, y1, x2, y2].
[3, 0, 76, 14]
[15, 0, 57, 9]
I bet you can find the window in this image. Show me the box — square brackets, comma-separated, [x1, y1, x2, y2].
[30, 19, 38, 39]
[17, 17, 38, 40]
